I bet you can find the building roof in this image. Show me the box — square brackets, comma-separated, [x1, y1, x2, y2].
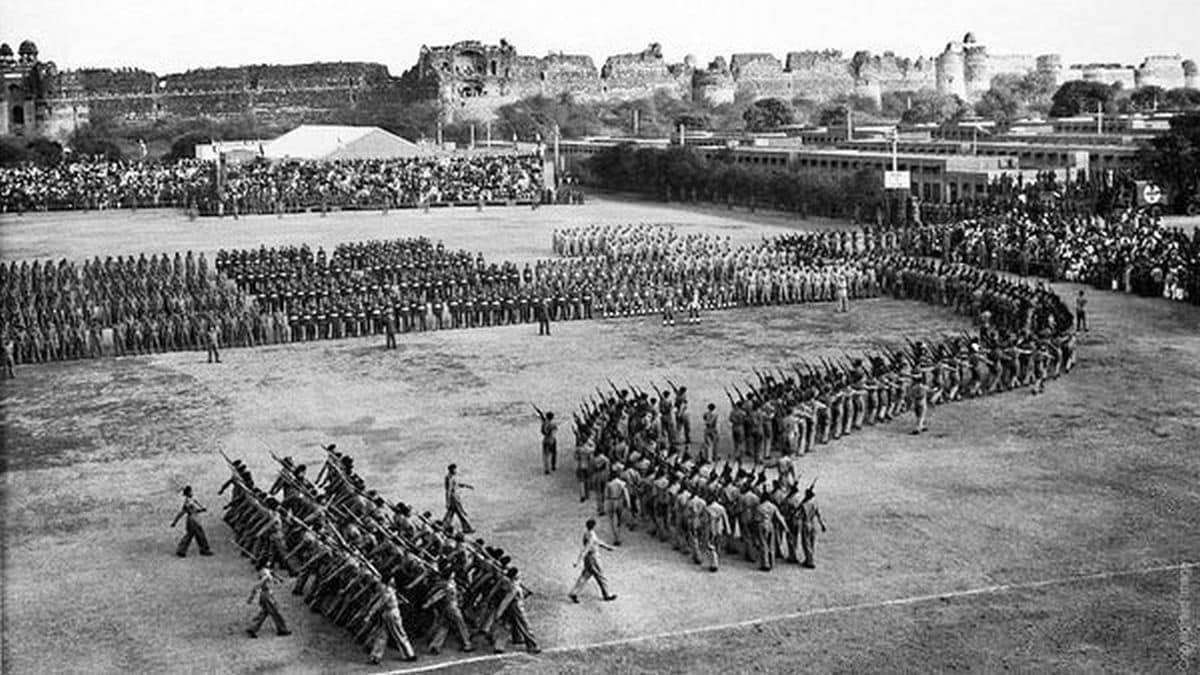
[263, 125, 426, 161]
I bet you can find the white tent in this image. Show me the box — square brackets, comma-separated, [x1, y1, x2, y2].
[263, 125, 426, 161]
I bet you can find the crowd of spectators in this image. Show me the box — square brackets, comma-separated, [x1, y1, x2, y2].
[0, 154, 545, 214]
[898, 207, 1200, 305]
[0, 160, 211, 212]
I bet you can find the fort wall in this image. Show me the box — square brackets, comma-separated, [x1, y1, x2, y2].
[3, 33, 1199, 138]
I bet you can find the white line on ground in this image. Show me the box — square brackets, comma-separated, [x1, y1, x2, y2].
[1182, 564, 1194, 673]
[381, 560, 1199, 675]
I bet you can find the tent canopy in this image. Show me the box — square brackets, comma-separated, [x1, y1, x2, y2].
[263, 125, 426, 161]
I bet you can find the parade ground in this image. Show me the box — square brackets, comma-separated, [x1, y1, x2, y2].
[2, 199, 1199, 674]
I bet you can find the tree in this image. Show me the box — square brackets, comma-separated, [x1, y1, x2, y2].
[163, 133, 211, 162]
[1163, 88, 1200, 111]
[1049, 80, 1116, 117]
[0, 139, 29, 166]
[817, 106, 848, 127]
[25, 138, 63, 165]
[899, 90, 969, 125]
[69, 124, 125, 161]
[674, 112, 711, 131]
[1136, 112, 1200, 212]
[742, 98, 796, 132]
[975, 86, 1021, 126]
[1128, 86, 1166, 112]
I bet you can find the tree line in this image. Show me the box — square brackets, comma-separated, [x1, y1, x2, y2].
[580, 144, 887, 220]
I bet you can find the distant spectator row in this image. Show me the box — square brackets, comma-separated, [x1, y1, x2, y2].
[0, 154, 544, 214]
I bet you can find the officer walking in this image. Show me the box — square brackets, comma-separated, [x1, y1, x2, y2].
[569, 518, 618, 603]
[171, 485, 213, 557]
[442, 464, 475, 534]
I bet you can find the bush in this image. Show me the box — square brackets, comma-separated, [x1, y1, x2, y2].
[0, 139, 29, 166]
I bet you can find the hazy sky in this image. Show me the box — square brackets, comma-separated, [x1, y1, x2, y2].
[3, 0, 1198, 75]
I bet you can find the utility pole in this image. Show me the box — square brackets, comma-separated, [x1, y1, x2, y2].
[846, 105, 853, 141]
[891, 128, 899, 172]
[553, 122, 561, 174]
[470, 124, 476, 149]
[633, 108, 640, 136]
[1097, 101, 1103, 134]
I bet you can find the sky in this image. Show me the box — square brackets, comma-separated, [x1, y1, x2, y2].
[3, 0, 1198, 75]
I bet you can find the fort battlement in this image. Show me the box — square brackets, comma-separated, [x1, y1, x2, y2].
[2, 33, 1198, 138]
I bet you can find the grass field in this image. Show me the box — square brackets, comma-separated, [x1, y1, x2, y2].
[2, 200, 1199, 674]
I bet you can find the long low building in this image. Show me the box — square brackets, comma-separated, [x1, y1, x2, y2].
[830, 137, 1138, 172]
[689, 145, 1041, 204]
[558, 138, 1055, 204]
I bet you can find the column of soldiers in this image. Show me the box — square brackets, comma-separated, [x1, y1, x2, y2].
[558, 244, 1076, 573]
[563, 381, 826, 574]
[4, 213, 1092, 371]
[0, 251, 260, 364]
[218, 447, 539, 664]
[552, 223, 882, 319]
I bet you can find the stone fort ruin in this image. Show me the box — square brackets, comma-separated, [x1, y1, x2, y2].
[2, 33, 1197, 138]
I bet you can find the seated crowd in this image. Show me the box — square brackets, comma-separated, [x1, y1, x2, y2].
[0, 154, 544, 214]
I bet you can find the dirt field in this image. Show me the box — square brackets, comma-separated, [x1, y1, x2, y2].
[2, 200, 1199, 675]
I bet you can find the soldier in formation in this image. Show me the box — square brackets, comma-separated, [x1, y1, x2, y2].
[557, 243, 1074, 572]
[219, 446, 538, 662]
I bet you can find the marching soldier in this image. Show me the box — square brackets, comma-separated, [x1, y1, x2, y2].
[478, 567, 540, 654]
[603, 470, 631, 546]
[366, 578, 417, 664]
[798, 484, 828, 569]
[425, 568, 475, 654]
[246, 559, 292, 638]
[755, 495, 789, 571]
[702, 491, 730, 572]
[701, 403, 719, 462]
[538, 409, 558, 474]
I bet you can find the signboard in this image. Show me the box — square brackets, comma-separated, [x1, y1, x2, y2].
[1135, 181, 1164, 206]
[883, 170, 911, 190]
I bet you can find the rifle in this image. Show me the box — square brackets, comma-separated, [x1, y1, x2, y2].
[724, 386, 734, 405]
[531, 403, 546, 420]
[666, 378, 681, 395]
[269, 452, 322, 503]
[606, 378, 621, 396]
